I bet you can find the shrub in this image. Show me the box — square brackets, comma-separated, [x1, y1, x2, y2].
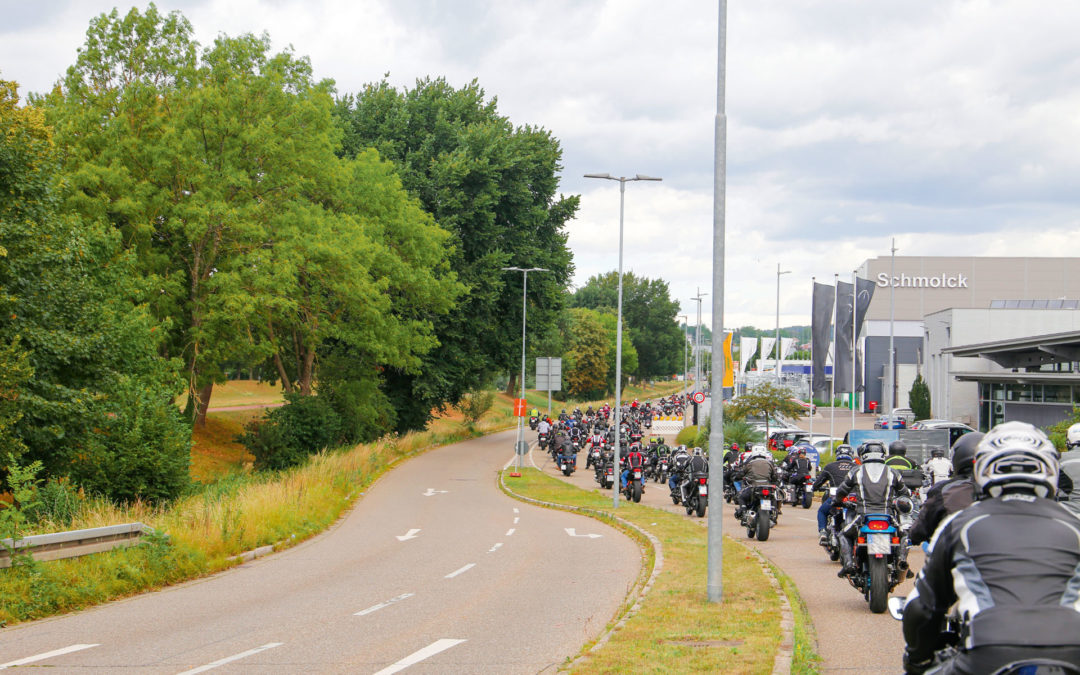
[909, 375, 931, 421]
[240, 394, 343, 471]
[454, 390, 495, 429]
[675, 426, 698, 446]
[23, 477, 83, 528]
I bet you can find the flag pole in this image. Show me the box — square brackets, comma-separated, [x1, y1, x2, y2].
[830, 273, 837, 445]
[851, 270, 857, 431]
[809, 277, 815, 446]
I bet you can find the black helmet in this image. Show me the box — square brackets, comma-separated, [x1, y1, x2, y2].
[931, 448, 945, 458]
[859, 441, 887, 462]
[949, 431, 984, 477]
[888, 440, 907, 456]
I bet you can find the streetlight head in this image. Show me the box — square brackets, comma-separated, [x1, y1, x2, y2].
[525, 267, 550, 273]
[584, 173, 614, 180]
[501, 266, 524, 272]
[633, 174, 662, 181]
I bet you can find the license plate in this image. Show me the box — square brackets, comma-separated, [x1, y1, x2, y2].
[868, 533, 891, 555]
[634, 470, 642, 479]
[699, 485, 707, 496]
[560, 464, 565, 470]
[759, 501, 772, 511]
[829, 488, 837, 497]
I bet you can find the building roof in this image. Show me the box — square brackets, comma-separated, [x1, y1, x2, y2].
[952, 371, 1080, 384]
[944, 329, 1080, 369]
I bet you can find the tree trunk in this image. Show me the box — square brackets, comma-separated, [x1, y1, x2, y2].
[298, 346, 316, 396]
[193, 381, 214, 428]
[505, 372, 518, 396]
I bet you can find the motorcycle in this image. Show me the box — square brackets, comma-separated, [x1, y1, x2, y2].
[844, 510, 906, 614]
[655, 455, 670, 484]
[586, 444, 602, 470]
[537, 431, 549, 453]
[821, 490, 856, 563]
[595, 453, 615, 489]
[787, 471, 814, 509]
[528, 415, 538, 431]
[739, 484, 779, 541]
[621, 454, 645, 503]
[557, 448, 577, 476]
[680, 468, 709, 517]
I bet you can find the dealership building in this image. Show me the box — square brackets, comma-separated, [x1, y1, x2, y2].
[853, 256, 1080, 430]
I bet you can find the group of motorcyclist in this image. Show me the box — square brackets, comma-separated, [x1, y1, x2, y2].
[532, 400, 1080, 672]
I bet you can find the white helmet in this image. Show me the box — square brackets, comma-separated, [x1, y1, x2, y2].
[974, 421, 1059, 498]
[1067, 423, 1080, 450]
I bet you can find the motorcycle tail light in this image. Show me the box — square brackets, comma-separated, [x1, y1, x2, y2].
[857, 537, 866, 544]
[699, 477, 707, 485]
[762, 489, 770, 496]
[891, 537, 900, 545]
[866, 520, 889, 531]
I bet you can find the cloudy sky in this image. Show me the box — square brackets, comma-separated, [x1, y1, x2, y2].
[4, 0, 1079, 330]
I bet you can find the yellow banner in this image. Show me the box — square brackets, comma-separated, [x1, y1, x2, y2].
[723, 331, 734, 388]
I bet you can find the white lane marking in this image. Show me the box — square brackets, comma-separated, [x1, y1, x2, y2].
[513, 517, 519, 524]
[502, 455, 516, 470]
[565, 528, 603, 539]
[0, 644, 100, 670]
[176, 643, 283, 675]
[355, 593, 415, 616]
[372, 639, 467, 675]
[422, 488, 447, 497]
[396, 529, 421, 541]
[795, 516, 816, 523]
[488, 543, 503, 553]
[505, 528, 515, 536]
[513, 508, 519, 514]
[445, 563, 476, 579]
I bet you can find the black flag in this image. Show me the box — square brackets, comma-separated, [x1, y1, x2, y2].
[811, 282, 834, 399]
[854, 277, 876, 391]
[834, 281, 854, 394]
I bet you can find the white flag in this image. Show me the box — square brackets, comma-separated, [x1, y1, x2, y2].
[739, 337, 757, 374]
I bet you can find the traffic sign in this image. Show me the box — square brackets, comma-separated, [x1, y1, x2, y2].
[692, 391, 706, 404]
[514, 398, 527, 416]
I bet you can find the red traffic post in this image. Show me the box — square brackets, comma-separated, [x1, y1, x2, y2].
[514, 398, 527, 416]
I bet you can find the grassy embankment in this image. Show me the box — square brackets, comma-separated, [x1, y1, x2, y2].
[502, 467, 820, 673]
[0, 379, 683, 626]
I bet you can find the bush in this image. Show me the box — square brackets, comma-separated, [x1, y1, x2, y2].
[240, 394, 343, 471]
[723, 418, 764, 449]
[1046, 406, 1080, 451]
[909, 375, 931, 421]
[23, 477, 83, 528]
[454, 389, 495, 429]
[676, 426, 699, 446]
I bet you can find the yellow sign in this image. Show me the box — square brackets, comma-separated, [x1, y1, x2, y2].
[722, 331, 734, 388]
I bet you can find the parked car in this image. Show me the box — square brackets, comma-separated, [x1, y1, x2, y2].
[789, 398, 817, 415]
[909, 419, 975, 447]
[768, 428, 810, 452]
[875, 407, 915, 429]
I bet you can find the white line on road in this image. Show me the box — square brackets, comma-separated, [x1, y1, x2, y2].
[795, 516, 816, 523]
[487, 543, 502, 553]
[395, 529, 421, 541]
[422, 488, 447, 496]
[355, 593, 415, 616]
[505, 528, 515, 536]
[513, 508, 519, 514]
[513, 517, 519, 524]
[176, 643, 283, 675]
[372, 639, 467, 675]
[565, 528, 603, 539]
[445, 563, 475, 579]
[0, 644, 100, 670]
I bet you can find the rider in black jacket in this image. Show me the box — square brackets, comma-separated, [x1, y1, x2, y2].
[812, 445, 855, 541]
[834, 441, 910, 577]
[901, 421, 1080, 674]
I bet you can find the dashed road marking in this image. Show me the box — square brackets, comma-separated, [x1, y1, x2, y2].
[506, 528, 515, 536]
[355, 593, 414, 617]
[445, 563, 476, 579]
[488, 543, 503, 553]
[0, 644, 100, 670]
[176, 642, 283, 674]
[372, 639, 467, 675]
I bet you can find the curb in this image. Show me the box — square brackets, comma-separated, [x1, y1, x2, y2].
[498, 471, 663, 672]
[747, 547, 795, 675]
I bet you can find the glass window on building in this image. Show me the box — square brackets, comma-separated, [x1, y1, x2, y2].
[1044, 384, 1072, 403]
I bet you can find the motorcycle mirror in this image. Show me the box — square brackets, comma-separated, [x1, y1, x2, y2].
[887, 596, 905, 621]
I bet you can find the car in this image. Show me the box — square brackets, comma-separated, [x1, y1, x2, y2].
[789, 398, 817, 415]
[810, 436, 840, 454]
[909, 420, 975, 447]
[875, 407, 915, 429]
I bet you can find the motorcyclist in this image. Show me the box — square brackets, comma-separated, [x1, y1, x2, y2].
[621, 443, 645, 490]
[908, 432, 983, 547]
[1060, 422, 1080, 517]
[834, 441, 910, 578]
[885, 440, 925, 493]
[900, 422, 1080, 674]
[668, 445, 691, 498]
[537, 417, 551, 436]
[734, 447, 780, 519]
[923, 447, 952, 486]
[812, 445, 856, 543]
[679, 447, 709, 500]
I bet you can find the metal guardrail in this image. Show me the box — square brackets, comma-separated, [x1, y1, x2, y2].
[0, 522, 157, 568]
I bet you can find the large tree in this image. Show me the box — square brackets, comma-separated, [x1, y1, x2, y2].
[563, 308, 608, 399]
[0, 78, 189, 500]
[334, 78, 577, 431]
[572, 271, 684, 380]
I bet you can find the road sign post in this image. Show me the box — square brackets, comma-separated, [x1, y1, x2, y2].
[535, 357, 562, 415]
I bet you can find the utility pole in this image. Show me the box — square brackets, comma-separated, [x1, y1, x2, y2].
[693, 289, 708, 393]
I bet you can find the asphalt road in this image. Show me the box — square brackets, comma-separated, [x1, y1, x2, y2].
[0, 429, 641, 673]
[532, 431, 919, 674]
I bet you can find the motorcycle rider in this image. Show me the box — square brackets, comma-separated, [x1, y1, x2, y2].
[781, 446, 814, 503]
[812, 445, 856, 543]
[923, 447, 952, 486]
[834, 441, 911, 578]
[886, 440, 925, 493]
[668, 445, 691, 499]
[734, 447, 780, 519]
[908, 432, 983, 547]
[621, 443, 645, 491]
[900, 422, 1080, 674]
[1060, 422, 1080, 517]
[537, 417, 551, 436]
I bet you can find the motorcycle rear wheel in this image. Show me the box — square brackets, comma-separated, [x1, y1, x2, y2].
[632, 482, 642, 503]
[756, 511, 771, 541]
[802, 492, 813, 509]
[868, 557, 889, 614]
[695, 496, 706, 517]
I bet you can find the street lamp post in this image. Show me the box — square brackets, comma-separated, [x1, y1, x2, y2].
[678, 315, 689, 398]
[775, 263, 790, 384]
[584, 172, 661, 508]
[501, 266, 549, 475]
[692, 290, 708, 393]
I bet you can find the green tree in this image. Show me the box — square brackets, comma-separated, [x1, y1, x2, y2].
[572, 271, 685, 379]
[0, 78, 190, 500]
[727, 382, 805, 438]
[334, 77, 577, 432]
[563, 308, 609, 399]
[909, 374, 931, 421]
[596, 311, 638, 393]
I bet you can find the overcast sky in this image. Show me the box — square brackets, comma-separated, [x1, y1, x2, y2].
[4, 0, 1079, 330]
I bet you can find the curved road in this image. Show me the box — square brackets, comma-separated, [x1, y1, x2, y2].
[533, 434, 919, 674]
[0, 430, 640, 673]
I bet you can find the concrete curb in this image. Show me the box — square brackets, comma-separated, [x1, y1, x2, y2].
[747, 546, 796, 675]
[498, 472, 663, 672]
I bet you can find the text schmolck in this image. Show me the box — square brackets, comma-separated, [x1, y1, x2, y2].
[876, 272, 969, 289]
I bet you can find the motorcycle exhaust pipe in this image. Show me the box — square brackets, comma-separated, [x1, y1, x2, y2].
[897, 560, 909, 571]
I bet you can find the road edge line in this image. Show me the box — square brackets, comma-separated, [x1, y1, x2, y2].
[497, 470, 663, 670]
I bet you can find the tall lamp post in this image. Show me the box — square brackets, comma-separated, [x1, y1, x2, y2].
[502, 266, 549, 475]
[678, 314, 689, 398]
[692, 290, 708, 393]
[775, 263, 790, 383]
[584, 172, 661, 508]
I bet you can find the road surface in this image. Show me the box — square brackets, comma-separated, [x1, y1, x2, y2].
[0, 430, 641, 673]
